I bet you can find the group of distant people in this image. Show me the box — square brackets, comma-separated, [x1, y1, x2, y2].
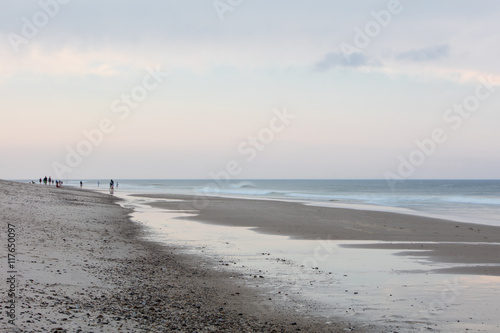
[36, 177, 118, 193]
[39, 176, 63, 187]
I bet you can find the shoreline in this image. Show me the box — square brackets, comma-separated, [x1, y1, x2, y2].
[0, 180, 363, 332]
[135, 193, 500, 276]
[27, 179, 500, 226]
[135, 193, 500, 242]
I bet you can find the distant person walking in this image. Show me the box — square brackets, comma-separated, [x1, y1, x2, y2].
[109, 179, 114, 194]
[80, 181, 83, 188]
[39, 178, 42, 184]
[48, 176, 52, 184]
[43, 176, 47, 185]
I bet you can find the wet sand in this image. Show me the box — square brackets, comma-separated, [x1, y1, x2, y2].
[0, 180, 363, 332]
[139, 194, 500, 276]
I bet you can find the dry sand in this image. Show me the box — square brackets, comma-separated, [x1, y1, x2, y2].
[0, 180, 366, 332]
[141, 194, 500, 276]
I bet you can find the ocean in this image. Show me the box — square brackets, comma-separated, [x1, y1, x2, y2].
[61, 179, 500, 226]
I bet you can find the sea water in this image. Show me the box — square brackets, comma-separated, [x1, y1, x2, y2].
[68, 179, 500, 226]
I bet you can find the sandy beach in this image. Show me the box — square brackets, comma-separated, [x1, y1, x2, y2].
[3, 180, 500, 332]
[0, 180, 362, 332]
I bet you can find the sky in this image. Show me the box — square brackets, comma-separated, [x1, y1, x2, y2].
[1, 0, 500, 180]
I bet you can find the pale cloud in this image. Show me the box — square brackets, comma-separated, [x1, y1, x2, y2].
[0, 37, 324, 78]
[396, 44, 450, 62]
[311, 45, 499, 86]
[372, 61, 500, 86]
[0, 43, 142, 77]
[1, 0, 498, 84]
[314, 52, 369, 71]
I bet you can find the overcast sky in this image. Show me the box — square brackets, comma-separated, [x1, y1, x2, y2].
[1, 0, 500, 180]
